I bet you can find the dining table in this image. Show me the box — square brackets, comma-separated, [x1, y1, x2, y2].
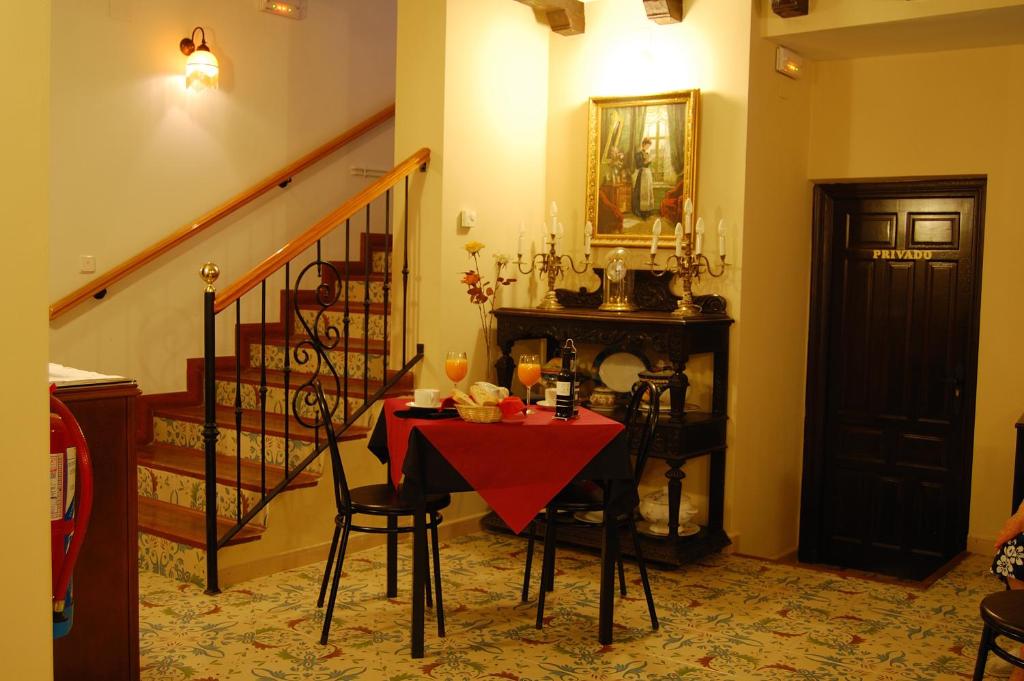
[367, 397, 636, 658]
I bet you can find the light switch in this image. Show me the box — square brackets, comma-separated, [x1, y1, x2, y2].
[79, 255, 96, 273]
[459, 209, 478, 229]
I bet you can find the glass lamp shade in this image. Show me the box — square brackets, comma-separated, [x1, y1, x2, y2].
[185, 47, 219, 90]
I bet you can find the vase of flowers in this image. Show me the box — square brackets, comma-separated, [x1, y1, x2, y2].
[461, 241, 515, 376]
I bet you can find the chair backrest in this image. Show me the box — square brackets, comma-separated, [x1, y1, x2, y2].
[622, 380, 660, 484]
[313, 380, 352, 513]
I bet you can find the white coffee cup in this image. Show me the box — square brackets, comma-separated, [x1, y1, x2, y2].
[414, 388, 441, 407]
[544, 387, 557, 405]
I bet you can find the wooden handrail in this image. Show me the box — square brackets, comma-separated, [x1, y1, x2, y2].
[49, 103, 396, 322]
[214, 147, 430, 313]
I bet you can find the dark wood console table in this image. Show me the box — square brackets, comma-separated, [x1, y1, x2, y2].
[53, 380, 140, 681]
[491, 306, 733, 566]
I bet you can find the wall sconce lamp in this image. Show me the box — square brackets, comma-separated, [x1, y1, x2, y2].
[179, 26, 219, 90]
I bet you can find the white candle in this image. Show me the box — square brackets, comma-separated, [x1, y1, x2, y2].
[650, 218, 662, 255]
[557, 220, 564, 244]
[695, 217, 705, 256]
[674, 223, 683, 258]
[718, 219, 726, 258]
[550, 201, 558, 236]
[684, 198, 693, 242]
[517, 223, 525, 257]
[584, 221, 593, 255]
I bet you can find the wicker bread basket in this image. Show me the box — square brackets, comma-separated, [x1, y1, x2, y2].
[455, 403, 503, 423]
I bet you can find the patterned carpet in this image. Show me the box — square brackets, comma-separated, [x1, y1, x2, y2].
[138, 531, 1010, 680]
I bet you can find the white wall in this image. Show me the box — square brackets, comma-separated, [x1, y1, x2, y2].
[49, 0, 396, 395]
[0, 1, 54, 677]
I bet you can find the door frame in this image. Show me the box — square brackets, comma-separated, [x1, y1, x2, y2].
[797, 177, 987, 565]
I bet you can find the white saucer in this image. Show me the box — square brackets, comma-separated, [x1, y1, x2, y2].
[573, 511, 604, 524]
[406, 401, 441, 410]
[638, 521, 700, 537]
[535, 401, 556, 411]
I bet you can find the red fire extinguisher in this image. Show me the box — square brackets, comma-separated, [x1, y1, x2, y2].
[49, 388, 93, 639]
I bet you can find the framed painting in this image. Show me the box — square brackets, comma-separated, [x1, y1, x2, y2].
[586, 90, 700, 247]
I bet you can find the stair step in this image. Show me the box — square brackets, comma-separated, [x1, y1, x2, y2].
[251, 332, 387, 354]
[215, 365, 411, 392]
[138, 496, 263, 549]
[151, 404, 370, 443]
[139, 443, 320, 493]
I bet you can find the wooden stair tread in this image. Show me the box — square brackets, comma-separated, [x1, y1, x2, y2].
[138, 443, 320, 492]
[214, 365, 412, 393]
[294, 301, 390, 313]
[251, 332, 387, 353]
[151, 404, 370, 443]
[138, 497, 263, 549]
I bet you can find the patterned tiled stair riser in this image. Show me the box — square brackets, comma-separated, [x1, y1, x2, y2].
[137, 464, 268, 525]
[214, 379, 367, 424]
[294, 309, 388, 342]
[152, 416, 319, 473]
[334, 279, 386, 304]
[371, 250, 387, 274]
[137, 532, 1000, 680]
[138, 532, 207, 588]
[249, 342, 386, 381]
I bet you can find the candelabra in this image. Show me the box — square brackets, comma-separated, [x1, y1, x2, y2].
[515, 234, 592, 310]
[647, 227, 726, 317]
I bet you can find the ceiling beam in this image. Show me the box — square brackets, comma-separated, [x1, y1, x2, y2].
[642, 0, 683, 25]
[514, 0, 585, 36]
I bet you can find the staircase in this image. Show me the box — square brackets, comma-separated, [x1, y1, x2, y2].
[136, 234, 412, 587]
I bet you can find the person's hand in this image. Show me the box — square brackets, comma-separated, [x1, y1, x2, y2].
[995, 510, 1024, 549]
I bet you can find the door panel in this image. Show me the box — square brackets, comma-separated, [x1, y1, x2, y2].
[802, 182, 983, 580]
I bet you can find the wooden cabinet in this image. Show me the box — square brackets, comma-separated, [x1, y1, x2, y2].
[52, 381, 140, 681]
[492, 306, 733, 566]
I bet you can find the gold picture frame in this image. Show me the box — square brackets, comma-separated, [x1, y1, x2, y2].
[586, 89, 700, 248]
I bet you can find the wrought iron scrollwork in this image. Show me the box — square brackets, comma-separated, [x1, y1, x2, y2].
[291, 259, 344, 428]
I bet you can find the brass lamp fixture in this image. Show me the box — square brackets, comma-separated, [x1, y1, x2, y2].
[179, 26, 219, 90]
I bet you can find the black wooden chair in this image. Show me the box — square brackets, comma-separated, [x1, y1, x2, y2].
[313, 381, 451, 645]
[520, 379, 661, 631]
[974, 589, 1024, 679]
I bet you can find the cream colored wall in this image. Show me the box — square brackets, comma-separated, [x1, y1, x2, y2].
[544, 0, 753, 541]
[732, 5, 815, 558]
[760, 0, 1024, 37]
[49, 0, 396, 394]
[807, 45, 1024, 548]
[396, 0, 550, 520]
[0, 0, 54, 677]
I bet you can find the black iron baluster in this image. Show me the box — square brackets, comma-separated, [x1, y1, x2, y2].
[383, 189, 391, 379]
[316, 239, 322, 278]
[201, 263, 220, 595]
[260, 280, 267, 499]
[343, 219, 351, 422]
[363, 204, 371, 406]
[235, 301, 242, 523]
[402, 176, 410, 365]
[284, 263, 291, 478]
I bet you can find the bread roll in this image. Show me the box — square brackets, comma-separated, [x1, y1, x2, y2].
[451, 389, 475, 406]
[469, 384, 497, 406]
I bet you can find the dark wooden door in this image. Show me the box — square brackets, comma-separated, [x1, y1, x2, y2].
[800, 179, 985, 580]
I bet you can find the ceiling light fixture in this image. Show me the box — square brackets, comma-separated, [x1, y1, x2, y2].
[179, 26, 219, 91]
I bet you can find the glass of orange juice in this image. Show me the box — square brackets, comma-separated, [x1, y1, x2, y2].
[518, 353, 541, 413]
[445, 351, 468, 392]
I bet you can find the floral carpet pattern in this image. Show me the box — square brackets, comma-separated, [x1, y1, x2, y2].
[139, 532, 1010, 680]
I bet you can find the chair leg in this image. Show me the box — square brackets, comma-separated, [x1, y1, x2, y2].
[424, 530, 433, 609]
[543, 515, 557, 593]
[317, 522, 341, 608]
[430, 512, 445, 638]
[521, 520, 536, 602]
[320, 517, 352, 645]
[536, 517, 557, 629]
[629, 518, 658, 630]
[617, 557, 627, 597]
[972, 624, 993, 681]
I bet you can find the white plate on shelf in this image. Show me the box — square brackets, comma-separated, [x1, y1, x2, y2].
[573, 511, 604, 524]
[638, 520, 700, 538]
[594, 351, 648, 393]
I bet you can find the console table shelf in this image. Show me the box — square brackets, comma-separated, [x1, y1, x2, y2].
[493, 306, 733, 567]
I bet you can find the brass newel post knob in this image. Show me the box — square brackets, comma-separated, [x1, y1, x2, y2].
[200, 262, 220, 292]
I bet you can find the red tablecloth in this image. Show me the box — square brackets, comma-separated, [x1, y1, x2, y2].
[380, 398, 624, 533]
